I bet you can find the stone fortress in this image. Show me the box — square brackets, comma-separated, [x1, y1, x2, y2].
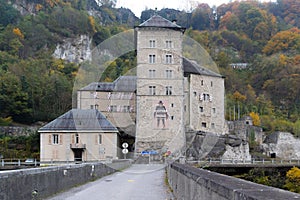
[77, 14, 227, 159]
[35, 14, 300, 162]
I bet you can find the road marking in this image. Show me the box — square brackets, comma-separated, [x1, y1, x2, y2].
[128, 179, 134, 182]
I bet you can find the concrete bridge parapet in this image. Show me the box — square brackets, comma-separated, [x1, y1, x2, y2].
[167, 162, 300, 200]
[0, 160, 132, 200]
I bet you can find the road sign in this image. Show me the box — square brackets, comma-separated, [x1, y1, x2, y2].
[122, 149, 129, 154]
[141, 150, 158, 155]
[122, 142, 129, 149]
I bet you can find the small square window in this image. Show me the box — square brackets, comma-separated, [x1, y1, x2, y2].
[211, 123, 215, 128]
[212, 108, 216, 113]
[200, 107, 204, 112]
[201, 122, 207, 128]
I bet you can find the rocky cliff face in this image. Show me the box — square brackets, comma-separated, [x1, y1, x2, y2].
[186, 131, 251, 161]
[11, 0, 36, 15]
[262, 132, 300, 159]
[53, 35, 92, 63]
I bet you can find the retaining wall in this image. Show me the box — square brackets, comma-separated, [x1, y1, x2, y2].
[0, 160, 131, 200]
[167, 162, 300, 200]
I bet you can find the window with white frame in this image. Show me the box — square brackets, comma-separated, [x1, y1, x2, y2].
[149, 40, 155, 48]
[199, 93, 212, 101]
[166, 54, 172, 64]
[149, 86, 156, 95]
[166, 86, 172, 95]
[149, 69, 156, 78]
[53, 134, 59, 144]
[149, 55, 156, 64]
[75, 133, 79, 144]
[109, 105, 117, 112]
[166, 40, 172, 48]
[98, 134, 102, 144]
[165, 69, 173, 78]
[122, 105, 130, 112]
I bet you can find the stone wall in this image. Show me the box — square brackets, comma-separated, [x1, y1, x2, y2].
[167, 162, 300, 200]
[0, 160, 131, 200]
[227, 117, 264, 144]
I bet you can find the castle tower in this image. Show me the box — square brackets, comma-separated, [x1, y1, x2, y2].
[135, 15, 186, 157]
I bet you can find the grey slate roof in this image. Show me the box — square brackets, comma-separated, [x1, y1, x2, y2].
[39, 109, 118, 132]
[183, 58, 223, 78]
[80, 59, 222, 93]
[137, 14, 185, 32]
[80, 76, 137, 92]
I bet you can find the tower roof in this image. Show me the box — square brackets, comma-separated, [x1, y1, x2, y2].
[137, 14, 185, 32]
[39, 109, 118, 132]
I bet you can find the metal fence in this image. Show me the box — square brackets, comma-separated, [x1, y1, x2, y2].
[0, 159, 117, 168]
[186, 158, 300, 166]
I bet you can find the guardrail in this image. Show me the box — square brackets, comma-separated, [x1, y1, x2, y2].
[186, 158, 300, 166]
[0, 159, 120, 168]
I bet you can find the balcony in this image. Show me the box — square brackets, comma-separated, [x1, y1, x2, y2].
[70, 143, 86, 149]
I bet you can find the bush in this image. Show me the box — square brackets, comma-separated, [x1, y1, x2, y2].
[285, 167, 300, 193]
[0, 117, 12, 126]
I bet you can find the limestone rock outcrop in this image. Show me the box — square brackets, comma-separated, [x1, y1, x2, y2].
[53, 35, 92, 63]
[262, 132, 300, 159]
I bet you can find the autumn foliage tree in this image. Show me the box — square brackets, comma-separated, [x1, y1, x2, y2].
[249, 112, 261, 126]
[285, 167, 300, 193]
[263, 27, 300, 55]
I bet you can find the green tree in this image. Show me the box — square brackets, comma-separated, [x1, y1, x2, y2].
[0, 70, 31, 122]
[0, 0, 20, 26]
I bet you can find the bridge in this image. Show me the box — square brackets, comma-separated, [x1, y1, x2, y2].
[2, 159, 300, 200]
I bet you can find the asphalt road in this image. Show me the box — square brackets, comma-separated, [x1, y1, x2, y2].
[46, 164, 173, 200]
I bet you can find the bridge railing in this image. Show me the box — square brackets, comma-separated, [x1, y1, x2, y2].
[186, 158, 300, 166]
[0, 158, 122, 168]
